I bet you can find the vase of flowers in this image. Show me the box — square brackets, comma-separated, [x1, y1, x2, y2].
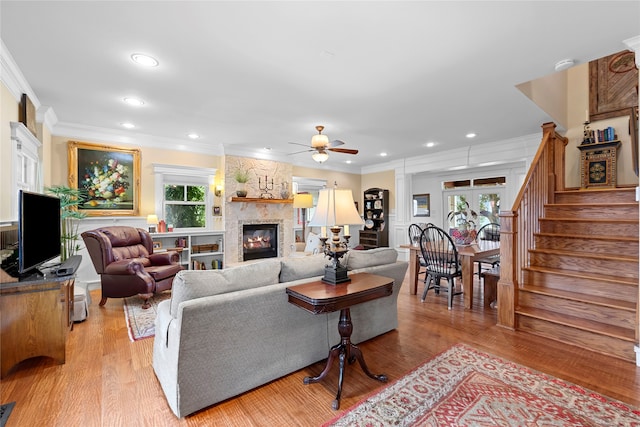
[447, 201, 478, 245]
[81, 158, 130, 206]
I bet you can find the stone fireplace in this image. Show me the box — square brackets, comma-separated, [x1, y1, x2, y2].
[241, 222, 280, 261]
[224, 156, 294, 264]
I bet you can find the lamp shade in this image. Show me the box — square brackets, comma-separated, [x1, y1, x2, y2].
[308, 188, 363, 227]
[292, 193, 313, 209]
[311, 150, 329, 163]
[146, 214, 159, 225]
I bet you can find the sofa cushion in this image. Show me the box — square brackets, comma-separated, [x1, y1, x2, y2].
[279, 253, 327, 283]
[169, 258, 281, 317]
[344, 247, 398, 270]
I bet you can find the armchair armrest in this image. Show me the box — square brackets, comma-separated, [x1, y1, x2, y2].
[149, 251, 180, 265]
[104, 259, 147, 275]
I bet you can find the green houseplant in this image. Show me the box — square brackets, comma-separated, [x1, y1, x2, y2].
[234, 169, 249, 197]
[45, 185, 87, 261]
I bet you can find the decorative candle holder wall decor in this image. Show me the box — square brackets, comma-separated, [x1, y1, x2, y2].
[68, 141, 140, 216]
[258, 175, 274, 199]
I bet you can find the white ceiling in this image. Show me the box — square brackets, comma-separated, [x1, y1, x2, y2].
[1, 1, 638, 173]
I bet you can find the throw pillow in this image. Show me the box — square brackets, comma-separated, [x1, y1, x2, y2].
[304, 231, 322, 254]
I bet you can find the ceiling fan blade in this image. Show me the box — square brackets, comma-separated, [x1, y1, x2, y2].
[329, 139, 345, 147]
[328, 147, 358, 155]
[288, 141, 311, 148]
[288, 149, 314, 155]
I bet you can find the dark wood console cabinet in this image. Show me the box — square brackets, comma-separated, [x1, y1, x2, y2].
[0, 274, 74, 378]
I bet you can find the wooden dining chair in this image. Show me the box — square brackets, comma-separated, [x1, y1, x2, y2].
[419, 225, 463, 309]
[475, 222, 501, 281]
[408, 223, 429, 284]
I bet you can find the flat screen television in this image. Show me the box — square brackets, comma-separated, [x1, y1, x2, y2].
[1, 190, 61, 277]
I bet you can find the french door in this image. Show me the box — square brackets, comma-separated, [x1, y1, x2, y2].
[444, 188, 503, 230]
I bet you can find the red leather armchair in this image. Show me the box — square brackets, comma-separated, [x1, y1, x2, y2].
[82, 226, 183, 309]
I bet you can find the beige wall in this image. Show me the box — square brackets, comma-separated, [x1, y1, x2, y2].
[564, 64, 636, 188]
[1, 83, 19, 221]
[361, 170, 395, 211]
[50, 135, 222, 217]
[292, 165, 362, 211]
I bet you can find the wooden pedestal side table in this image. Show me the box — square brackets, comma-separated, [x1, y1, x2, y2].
[286, 272, 393, 410]
[0, 272, 75, 378]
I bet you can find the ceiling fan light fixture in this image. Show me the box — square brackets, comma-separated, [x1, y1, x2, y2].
[311, 125, 329, 148]
[312, 150, 329, 163]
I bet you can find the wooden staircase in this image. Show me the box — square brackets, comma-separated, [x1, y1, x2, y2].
[498, 122, 639, 364]
[517, 187, 638, 362]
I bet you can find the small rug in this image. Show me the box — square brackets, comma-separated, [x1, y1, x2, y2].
[324, 344, 640, 426]
[123, 291, 171, 341]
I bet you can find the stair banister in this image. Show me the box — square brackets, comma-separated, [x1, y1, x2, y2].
[497, 122, 568, 329]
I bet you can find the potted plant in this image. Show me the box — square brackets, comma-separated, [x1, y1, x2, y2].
[45, 185, 87, 261]
[234, 169, 249, 197]
[447, 201, 478, 245]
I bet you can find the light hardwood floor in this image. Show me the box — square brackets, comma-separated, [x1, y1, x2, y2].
[2, 272, 639, 426]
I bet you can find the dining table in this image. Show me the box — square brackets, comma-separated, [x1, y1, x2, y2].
[399, 239, 500, 309]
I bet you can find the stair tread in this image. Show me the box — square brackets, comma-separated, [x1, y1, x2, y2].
[534, 232, 639, 242]
[529, 247, 638, 262]
[523, 265, 638, 286]
[520, 284, 636, 311]
[539, 217, 638, 223]
[515, 306, 635, 341]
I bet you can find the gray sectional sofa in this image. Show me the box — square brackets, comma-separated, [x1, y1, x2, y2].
[152, 247, 408, 417]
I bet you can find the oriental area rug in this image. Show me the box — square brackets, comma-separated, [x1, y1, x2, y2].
[123, 291, 171, 341]
[324, 344, 640, 427]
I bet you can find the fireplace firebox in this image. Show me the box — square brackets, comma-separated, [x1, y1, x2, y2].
[242, 224, 278, 261]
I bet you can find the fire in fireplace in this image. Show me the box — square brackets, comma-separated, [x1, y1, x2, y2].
[242, 224, 279, 261]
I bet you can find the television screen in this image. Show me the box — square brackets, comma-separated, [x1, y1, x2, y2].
[18, 190, 61, 275]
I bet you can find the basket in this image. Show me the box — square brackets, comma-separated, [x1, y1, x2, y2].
[192, 243, 219, 253]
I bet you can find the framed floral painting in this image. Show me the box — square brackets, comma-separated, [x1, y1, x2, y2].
[68, 141, 141, 216]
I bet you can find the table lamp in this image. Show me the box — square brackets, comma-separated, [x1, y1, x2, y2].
[293, 193, 314, 241]
[146, 214, 159, 233]
[308, 187, 363, 284]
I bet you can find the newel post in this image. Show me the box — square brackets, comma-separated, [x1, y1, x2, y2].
[497, 210, 517, 329]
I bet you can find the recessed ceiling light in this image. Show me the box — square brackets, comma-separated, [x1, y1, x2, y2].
[425, 142, 435, 148]
[345, 160, 352, 164]
[123, 97, 144, 106]
[466, 133, 476, 138]
[131, 53, 159, 67]
[121, 122, 135, 129]
[380, 152, 388, 157]
[263, 147, 272, 151]
[187, 133, 199, 139]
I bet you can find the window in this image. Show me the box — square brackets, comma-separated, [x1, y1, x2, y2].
[444, 176, 505, 230]
[163, 184, 206, 228]
[11, 122, 42, 218]
[153, 164, 217, 231]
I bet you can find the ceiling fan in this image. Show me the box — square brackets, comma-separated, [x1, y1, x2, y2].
[289, 126, 358, 163]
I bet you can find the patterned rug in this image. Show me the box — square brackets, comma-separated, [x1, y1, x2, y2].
[123, 291, 171, 341]
[324, 344, 640, 426]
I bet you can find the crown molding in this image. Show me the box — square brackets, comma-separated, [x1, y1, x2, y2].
[0, 39, 40, 106]
[53, 121, 225, 156]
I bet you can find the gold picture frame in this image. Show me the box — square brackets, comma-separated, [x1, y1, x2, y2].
[68, 141, 141, 216]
